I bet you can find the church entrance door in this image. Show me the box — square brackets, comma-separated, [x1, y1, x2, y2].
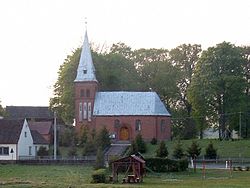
[119, 127, 129, 140]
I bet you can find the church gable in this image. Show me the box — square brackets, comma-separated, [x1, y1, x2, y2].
[93, 91, 170, 116]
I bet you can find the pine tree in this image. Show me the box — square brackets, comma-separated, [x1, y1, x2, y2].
[187, 141, 201, 159]
[205, 142, 217, 159]
[156, 141, 168, 158]
[172, 140, 185, 159]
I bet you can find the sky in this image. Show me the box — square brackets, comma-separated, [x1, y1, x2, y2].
[0, 0, 249, 107]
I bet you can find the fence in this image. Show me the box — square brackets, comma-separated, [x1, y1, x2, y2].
[0, 155, 96, 165]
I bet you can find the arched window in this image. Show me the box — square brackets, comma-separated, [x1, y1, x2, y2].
[80, 89, 85, 97]
[135, 120, 141, 131]
[114, 119, 120, 128]
[160, 119, 166, 132]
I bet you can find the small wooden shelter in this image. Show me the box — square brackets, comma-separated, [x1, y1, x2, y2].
[111, 155, 145, 183]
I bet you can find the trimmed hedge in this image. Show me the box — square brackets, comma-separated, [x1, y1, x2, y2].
[91, 168, 107, 183]
[145, 157, 188, 172]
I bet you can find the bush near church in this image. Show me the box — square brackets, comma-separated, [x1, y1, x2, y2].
[146, 158, 188, 172]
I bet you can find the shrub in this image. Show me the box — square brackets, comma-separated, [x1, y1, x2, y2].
[172, 140, 185, 159]
[187, 141, 201, 159]
[91, 168, 107, 183]
[146, 157, 188, 172]
[150, 138, 157, 145]
[156, 141, 168, 158]
[37, 146, 49, 157]
[205, 141, 217, 159]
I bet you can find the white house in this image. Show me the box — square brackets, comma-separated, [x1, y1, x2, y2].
[0, 119, 49, 160]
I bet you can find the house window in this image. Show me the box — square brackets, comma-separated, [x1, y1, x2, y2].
[114, 119, 120, 128]
[86, 89, 90, 97]
[80, 89, 85, 97]
[24, 132, 27, 137]
[135, 120, 141, 131]
[29, 146, 32, 155]
[83, 69, 87, 74]
[0, 147, 9, 155]
[160, 119, 166, 132]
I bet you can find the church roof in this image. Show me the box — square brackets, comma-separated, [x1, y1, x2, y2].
[93, 91, 170, 116]
[74, 30, 97, 82]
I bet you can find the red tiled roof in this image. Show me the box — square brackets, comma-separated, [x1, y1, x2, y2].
[31, 130, 49, 145]
[29, 121, 52, 135]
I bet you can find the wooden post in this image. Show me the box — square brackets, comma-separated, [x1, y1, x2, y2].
[202, 160, 206, 179]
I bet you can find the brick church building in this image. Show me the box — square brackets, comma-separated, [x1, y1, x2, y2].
[74, 30, 171, 141]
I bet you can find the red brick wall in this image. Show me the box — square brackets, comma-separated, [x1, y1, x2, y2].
[74, 81, 98, 129]
[94, 115, 171, 141]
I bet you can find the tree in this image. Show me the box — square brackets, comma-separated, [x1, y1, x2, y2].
[135, 134, 147, 153]
[95, 127, 111, 150]
[128, 140, 138, 155]
[205, 142, 217, 159]
[169, 44, 202, 139]
[186, 141, 201, 159]
[172, 140, 185, 159]
[95, 147, 104, 170]
[188, 42, 247, 140]
[156, 141, 168, 158]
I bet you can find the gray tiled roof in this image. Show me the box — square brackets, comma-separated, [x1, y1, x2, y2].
[5, 106, 53, 120]
[93, 92, 170, 116]
[0, 119, 23, 144]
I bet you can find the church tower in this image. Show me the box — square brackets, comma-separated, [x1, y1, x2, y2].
[74, 30, 98, 129]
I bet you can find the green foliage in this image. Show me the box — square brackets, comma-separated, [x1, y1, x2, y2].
[188, 42, 247, 139]
[205, 142, 217, 159]
[156, 141, 168, 158]
[135, 134, 147, 153]
[187, 141, 201, 159]
[146, 158, 188, 172]
[82, 139, 97, 156]
[128, 140, 138, 155]
[59, 127, 77, 147]
[67, 146, 77, 157]
[95, 147, 104, 170]
[172, 140, 185, 159]
[91, 168, 107, 183]
[95, 127, 111, 150]
[37, 146, 49, 157]
[150, 137, 157, 145]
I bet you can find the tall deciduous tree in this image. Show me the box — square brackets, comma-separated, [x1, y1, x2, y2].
[188, 42, 247, 139]
[169, 44, 202, 139]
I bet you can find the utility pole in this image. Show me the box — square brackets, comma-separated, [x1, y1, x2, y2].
[54, 111, 57, 160]
[239, 112, 242, 139]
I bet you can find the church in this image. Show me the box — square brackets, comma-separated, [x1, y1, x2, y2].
[74, 30, 171, 142]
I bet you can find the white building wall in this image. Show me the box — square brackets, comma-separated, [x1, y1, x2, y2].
[17, 120, 35, 159]
[0, 144, 17, 160]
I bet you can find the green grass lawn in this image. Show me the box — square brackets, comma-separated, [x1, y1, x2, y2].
[1, 164, 250, 188]
[144, 139, 250, 158]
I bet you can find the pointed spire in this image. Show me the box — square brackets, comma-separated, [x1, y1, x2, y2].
[74, 27, 97, 82]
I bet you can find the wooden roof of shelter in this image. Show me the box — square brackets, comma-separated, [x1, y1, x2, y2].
[111, 155, 145, 164]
